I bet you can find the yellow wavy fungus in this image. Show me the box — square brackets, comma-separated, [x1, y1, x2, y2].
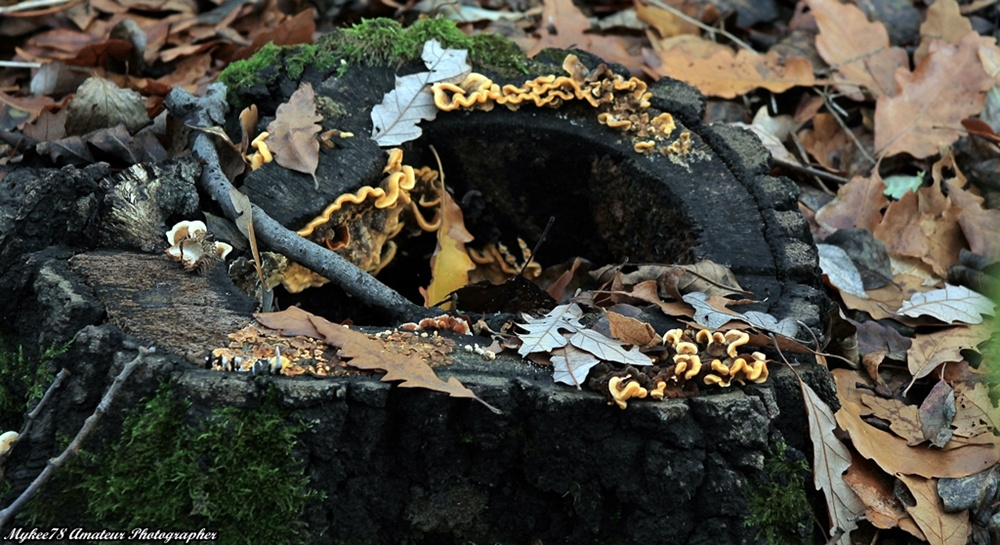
[280, 148, 442, 293]
[431, 54, 685, 155]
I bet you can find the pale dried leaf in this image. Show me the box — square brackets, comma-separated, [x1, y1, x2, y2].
[818, 243, 868, 299]
[516, 303, 583, 356]
[860, 394, 925, 445]
[906, 325, 992, 388]
[898, 284, 996, 324]
[801, 379, 866, 545]
[682, 292, 798, 337]
[568, 328, 652, 367]
[919, 380, 956, 448]
[551, 345, 602, 389]
[371, 39, 470, 146]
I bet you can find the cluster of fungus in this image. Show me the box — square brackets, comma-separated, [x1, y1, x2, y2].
[431, 54, 691, 157]
[604, 328, 769, 409]
[165, 220, 233, 273]
[279, 148, 443, 292]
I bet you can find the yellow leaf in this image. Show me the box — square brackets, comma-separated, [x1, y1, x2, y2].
[422, 188, 474, 309]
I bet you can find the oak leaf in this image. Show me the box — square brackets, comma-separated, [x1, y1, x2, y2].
[255, 307, 498, 412]
[606, 311, 658, 348]
[913, 0, 972, 66]
[919, 380, 956, 448]
[267, 82, 323, 188]
[860, 394, 924, 446]
[945, 178, 1000, 261]
[806, 0, 908, 99]
[896, 474, 972, 545]
[817, 243, 868, 300]
[872, 178, 964, 277]
[516, 303, 584, 357]
[874, 33, 994, 159]
[645, 46, 816, 99]
[843, 455, 926, 540]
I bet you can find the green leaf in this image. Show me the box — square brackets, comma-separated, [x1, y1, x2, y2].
[881, 171, 924, 199]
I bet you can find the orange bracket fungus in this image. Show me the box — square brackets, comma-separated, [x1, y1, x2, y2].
[165, 220, 233, 273]
[280, 148, 443, 293]
[431, 54, 691, 157]
[608, 376, 648, 409]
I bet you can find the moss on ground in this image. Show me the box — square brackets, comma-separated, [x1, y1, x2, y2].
[743, 442, 815, 545]
[24, 382, 321, 544]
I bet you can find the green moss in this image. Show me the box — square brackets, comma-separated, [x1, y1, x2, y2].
[26, 382, 321, 544]
[322, 17, 528, 76]
[0, 336, 71, 431]
[743, 442, 815, 545]
[217, 42, 282, 102]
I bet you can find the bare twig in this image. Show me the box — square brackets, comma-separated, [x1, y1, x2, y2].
[0, 368, 70, 482]
[0, 60, 42, 69]
[0, 348, 151, 529]
[772, 156, 849, 187]
[816, 88, 877, 167]
[0, 0, 79, 15]
[165, 84, 435, 323]
[645, 0, 756, 52]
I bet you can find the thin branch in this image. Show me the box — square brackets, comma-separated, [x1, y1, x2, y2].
[645, 0, 756, 52]
[772, 156, 848, 187]
[818, 88, 877, 166]
[165, 84, 435, 323]
[0, 61, 42, 69]
[0, 368, 70, 482]
[0, 348, 151, 529]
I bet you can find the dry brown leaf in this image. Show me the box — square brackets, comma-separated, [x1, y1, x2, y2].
[843, 453, 926, 540]
[315, 309, 497, 411]
[528, 0, 640, 74]
[806, 0, 908, 99]
[645, 46, 816, 99]
[627, 280, 693, 317]
[833, 369, 999, 478]
[815, 172, 889, 234]
[422, 187, 474, 309]
[896, 474, 972, 545]
[906, 325, 992, 386]
[953, 382, 1000, 438]
[606, 311, 658, 348]
[860, 394, 925, 446]
[944, 179, 1000, 261]
[798, 113, 851, 173]
[266, 81, 322, 188]
[914, 0, 973, 66]
[634, 0, 699, 39]
[872, 178, 964, 277]
[874, 33, 994, 159]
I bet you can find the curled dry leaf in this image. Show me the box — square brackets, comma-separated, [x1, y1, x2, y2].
[422, 187, 474, 309]
[65, 76, 148, 136]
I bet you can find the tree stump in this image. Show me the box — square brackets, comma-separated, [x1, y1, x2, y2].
[0, 23, 834, 545]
